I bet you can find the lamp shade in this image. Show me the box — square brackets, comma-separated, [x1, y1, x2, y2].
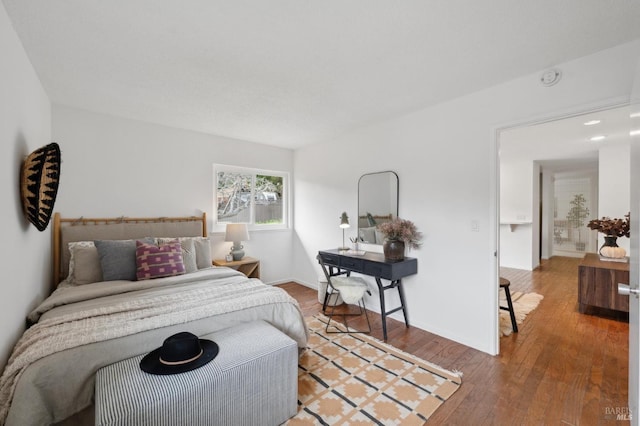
[339, 212, 350, 228]
[225, 223, 250, 242]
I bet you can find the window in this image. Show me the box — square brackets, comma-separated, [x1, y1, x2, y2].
[214, 165, 289, 230]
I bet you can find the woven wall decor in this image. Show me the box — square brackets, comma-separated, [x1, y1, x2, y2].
[20, 142, 61, 231]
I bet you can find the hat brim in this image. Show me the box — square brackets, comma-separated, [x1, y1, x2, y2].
[139, 339, 219, 375]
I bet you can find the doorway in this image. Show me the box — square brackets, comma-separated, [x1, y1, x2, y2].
[499, 104, 632, 273]
[496, 103, 633, 360]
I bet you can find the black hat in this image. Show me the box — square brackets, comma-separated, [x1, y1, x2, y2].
[140, 332, 219, 375]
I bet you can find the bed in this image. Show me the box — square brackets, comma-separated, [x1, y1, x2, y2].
[0, 213, 308, 426]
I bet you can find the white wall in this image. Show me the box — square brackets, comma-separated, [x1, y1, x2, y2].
[499, 159, 536, 270]
[293, 39, 640, 354]
[531, 162, 541, 268]
[0, 3, 51, 368]
[52, 105, 295, 284]
[500, 143, 630, 270]
[598, 143, 631, 254]
[541, 168, 554, 259]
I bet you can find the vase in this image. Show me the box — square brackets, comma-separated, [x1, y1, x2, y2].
[599, 236, 626, 259]
[383, 240, 405, 261]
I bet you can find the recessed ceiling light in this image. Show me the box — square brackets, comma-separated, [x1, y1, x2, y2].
[631, 129, 640, 136]
[583, 120, 601, 126]
[590, 135, 606, 141]
[631, 112, 640, 118]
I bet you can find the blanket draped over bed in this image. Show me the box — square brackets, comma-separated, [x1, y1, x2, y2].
[0, 268, 308, 425]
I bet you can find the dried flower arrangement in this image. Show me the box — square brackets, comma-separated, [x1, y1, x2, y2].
[587, 212, 630, 238]
[377, 218, 423, 249]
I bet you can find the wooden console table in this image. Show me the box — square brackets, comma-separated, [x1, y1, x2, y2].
[578, 253, 629, 314]
[318, 249, 418, 340]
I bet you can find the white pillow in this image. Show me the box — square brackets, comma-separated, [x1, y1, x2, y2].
[157, 237, 211, 271]
[157, 237, 197, 273]
[193, 237, 212, 270]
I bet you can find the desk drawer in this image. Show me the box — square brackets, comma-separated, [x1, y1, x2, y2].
[363, 262, 392, 279]
[340, 257, 363, 272]
[318, 252, 340, 267]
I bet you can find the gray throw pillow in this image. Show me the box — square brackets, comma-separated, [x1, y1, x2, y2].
[95, 238, 154, 281]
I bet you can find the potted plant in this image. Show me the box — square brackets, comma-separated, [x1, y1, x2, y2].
[587, 212, 630, 258]
[377, 218, 422, 261]
[566, 194, 589, 251]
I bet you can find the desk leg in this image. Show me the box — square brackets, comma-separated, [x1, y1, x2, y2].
[376, 278, 409, 341]
[397, 280, 409, 327]
[375, 278, 388, 341]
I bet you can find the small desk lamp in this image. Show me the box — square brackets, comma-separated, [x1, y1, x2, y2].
[225, 223, 250, 261]
[339, 212, 350, 250]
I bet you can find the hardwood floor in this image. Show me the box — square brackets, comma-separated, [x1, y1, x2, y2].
[277, 256, 629, 425]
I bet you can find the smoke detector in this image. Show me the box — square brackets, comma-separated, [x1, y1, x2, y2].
[540, 68, 562, 87]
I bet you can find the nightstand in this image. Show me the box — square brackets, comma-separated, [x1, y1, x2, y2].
[213, 257, 260, 279]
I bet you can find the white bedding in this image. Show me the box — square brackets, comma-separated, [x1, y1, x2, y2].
[1, 268, 308, 425]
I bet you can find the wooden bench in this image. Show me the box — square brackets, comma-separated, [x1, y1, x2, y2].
[95, 321, 298, 426]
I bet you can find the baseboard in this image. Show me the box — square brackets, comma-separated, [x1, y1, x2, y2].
[268, 278, 317, 289]
[290, 279, 317, 290]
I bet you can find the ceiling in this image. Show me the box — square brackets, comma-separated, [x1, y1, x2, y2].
[500, 105, 640, 173]
[4, 1, 640, 149]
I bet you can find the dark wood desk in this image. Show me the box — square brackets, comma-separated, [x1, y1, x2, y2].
[318, 249, 418, 340]
[578, 253, 629, 314]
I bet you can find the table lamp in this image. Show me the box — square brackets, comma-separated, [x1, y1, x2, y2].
[339, 212, 350, 250]
[225, 223, 250, 260]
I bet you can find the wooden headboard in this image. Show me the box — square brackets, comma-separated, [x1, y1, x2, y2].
[52, 212, 207, 286]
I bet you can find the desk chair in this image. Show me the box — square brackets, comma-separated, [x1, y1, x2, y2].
[317, 254, 371, 334]
[500, 277, 518, 333]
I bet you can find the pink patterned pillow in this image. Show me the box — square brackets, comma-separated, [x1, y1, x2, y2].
[136, 240, 185, 280]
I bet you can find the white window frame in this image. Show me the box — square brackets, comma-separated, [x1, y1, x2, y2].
[213, 164, 290, 232]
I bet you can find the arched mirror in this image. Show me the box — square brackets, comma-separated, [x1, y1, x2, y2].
[357, 171, 399, 244]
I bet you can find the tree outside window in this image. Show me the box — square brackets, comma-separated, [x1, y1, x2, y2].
[215, 166, 287, 228]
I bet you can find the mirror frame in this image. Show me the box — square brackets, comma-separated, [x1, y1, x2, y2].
[357, 171, 399, 245]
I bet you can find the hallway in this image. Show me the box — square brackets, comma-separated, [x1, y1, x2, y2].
[499, 256, 628, 424]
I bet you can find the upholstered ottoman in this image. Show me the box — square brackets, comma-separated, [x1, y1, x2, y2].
[95, 321, 298, 426]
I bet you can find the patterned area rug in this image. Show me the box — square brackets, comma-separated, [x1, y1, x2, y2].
[499, 291, 544, 337]
[286, 315, 462, 425]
